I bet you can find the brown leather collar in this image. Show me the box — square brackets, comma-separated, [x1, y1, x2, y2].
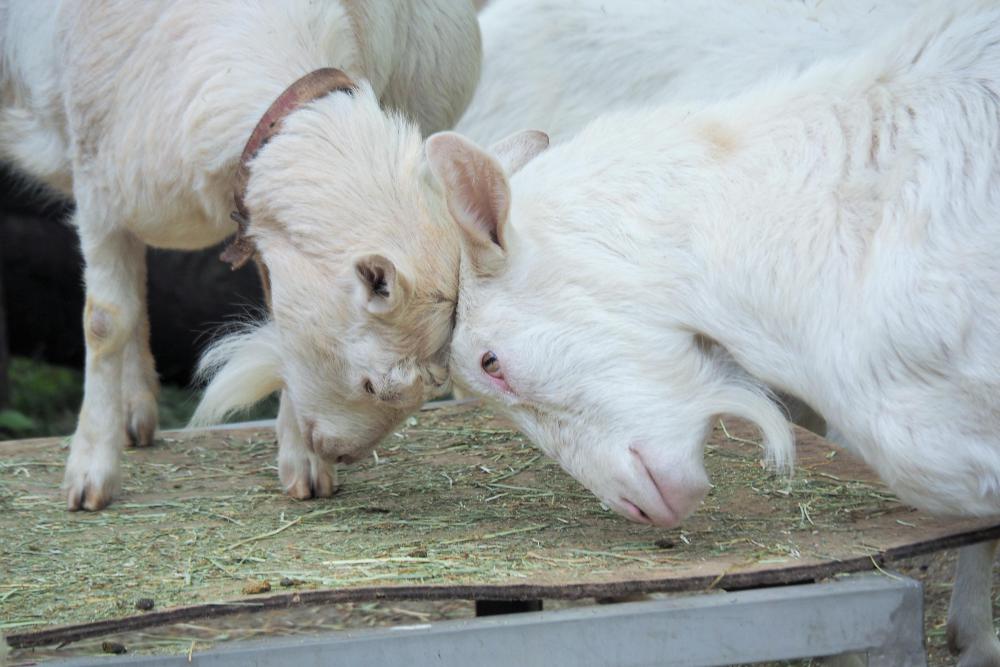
[221, 68, 357, 275]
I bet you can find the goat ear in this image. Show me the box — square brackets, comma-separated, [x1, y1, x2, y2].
[425, 131, 510, 255]
[490, 130, 549, 175]
[354, 253, 408, 315]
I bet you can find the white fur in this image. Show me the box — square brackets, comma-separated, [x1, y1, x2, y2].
[0, 0, 480, 509]
[191, 324, 283, 426]
[458, 0, 922, 145]
[434, 2, 1000, 662]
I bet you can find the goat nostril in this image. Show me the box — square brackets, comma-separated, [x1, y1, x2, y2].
[620, 498, 652, 524]
[364, 379, 376, 396]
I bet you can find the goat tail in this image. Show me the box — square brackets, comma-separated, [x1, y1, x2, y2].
[189, 322, 283, 427]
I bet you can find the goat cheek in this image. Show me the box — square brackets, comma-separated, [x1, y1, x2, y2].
[488, 374, 512, 394]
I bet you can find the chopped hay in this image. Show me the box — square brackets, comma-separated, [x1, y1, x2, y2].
[1, 403, 996, 655]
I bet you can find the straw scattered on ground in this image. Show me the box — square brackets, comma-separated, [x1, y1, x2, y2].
[1, 403, 993, 662]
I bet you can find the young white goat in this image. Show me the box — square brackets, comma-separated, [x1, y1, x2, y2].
[0, 0, 480, 509]
[429, 2, 1000, 663]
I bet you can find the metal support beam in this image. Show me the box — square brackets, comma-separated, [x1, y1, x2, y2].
[50, 574, 926, 667]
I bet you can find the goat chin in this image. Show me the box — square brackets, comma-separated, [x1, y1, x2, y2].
[190, 323, 283, 427]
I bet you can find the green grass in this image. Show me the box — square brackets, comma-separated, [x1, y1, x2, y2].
[0, 357, 277, 439]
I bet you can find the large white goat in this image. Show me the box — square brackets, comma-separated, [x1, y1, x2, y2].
[429, 2, 1000, 663]
[0, 0, 480, 509]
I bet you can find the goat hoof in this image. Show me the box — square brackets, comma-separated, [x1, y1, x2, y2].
[65, 485, 114, 511]
[63, 433, 122, 511]
[279, 450, 339, 500]
[955, 638, 1000, 667]
[63, 464, 120, 511]
[948, 622, 1000, 667]
[125, 395, 158, 448]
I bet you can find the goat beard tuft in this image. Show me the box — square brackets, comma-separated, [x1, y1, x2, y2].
[189, 322, 283, 427]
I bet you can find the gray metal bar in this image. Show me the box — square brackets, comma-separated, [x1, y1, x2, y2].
[49, 573, 925, 667]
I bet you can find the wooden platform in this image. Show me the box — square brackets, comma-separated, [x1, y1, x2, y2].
[2, 403, 999, 650]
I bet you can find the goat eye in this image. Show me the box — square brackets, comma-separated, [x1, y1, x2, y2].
[364, 379, 376, 395]
[481, 351, 502, 378]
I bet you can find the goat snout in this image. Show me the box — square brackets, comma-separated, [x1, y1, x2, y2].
[619, 445, 709, 529]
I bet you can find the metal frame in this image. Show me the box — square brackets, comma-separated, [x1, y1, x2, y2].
[51, 573, 926, 667]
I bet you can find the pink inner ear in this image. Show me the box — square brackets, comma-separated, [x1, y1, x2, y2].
[426, 132, 511, 252]
[454, 157, 506, 247]
[436, 142, 508, 250]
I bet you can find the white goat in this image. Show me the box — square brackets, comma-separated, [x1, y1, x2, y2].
[0, 0, 480, 509]
[428, 2, 1000, 663]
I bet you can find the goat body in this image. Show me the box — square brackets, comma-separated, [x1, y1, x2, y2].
[459, 0, 923, 145]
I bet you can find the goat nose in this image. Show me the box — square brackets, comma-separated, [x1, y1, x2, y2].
[619, 499, 653, 525]
[626, 446, 709, 528]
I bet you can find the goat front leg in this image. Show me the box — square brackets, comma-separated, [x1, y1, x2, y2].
[277, 391, 338, 499]
[64, 226, 146, 510]
[121, 248, 158, 447]
[948, 539, 1000, 667]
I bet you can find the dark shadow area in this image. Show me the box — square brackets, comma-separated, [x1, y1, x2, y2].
[0, 165, 266, 386]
